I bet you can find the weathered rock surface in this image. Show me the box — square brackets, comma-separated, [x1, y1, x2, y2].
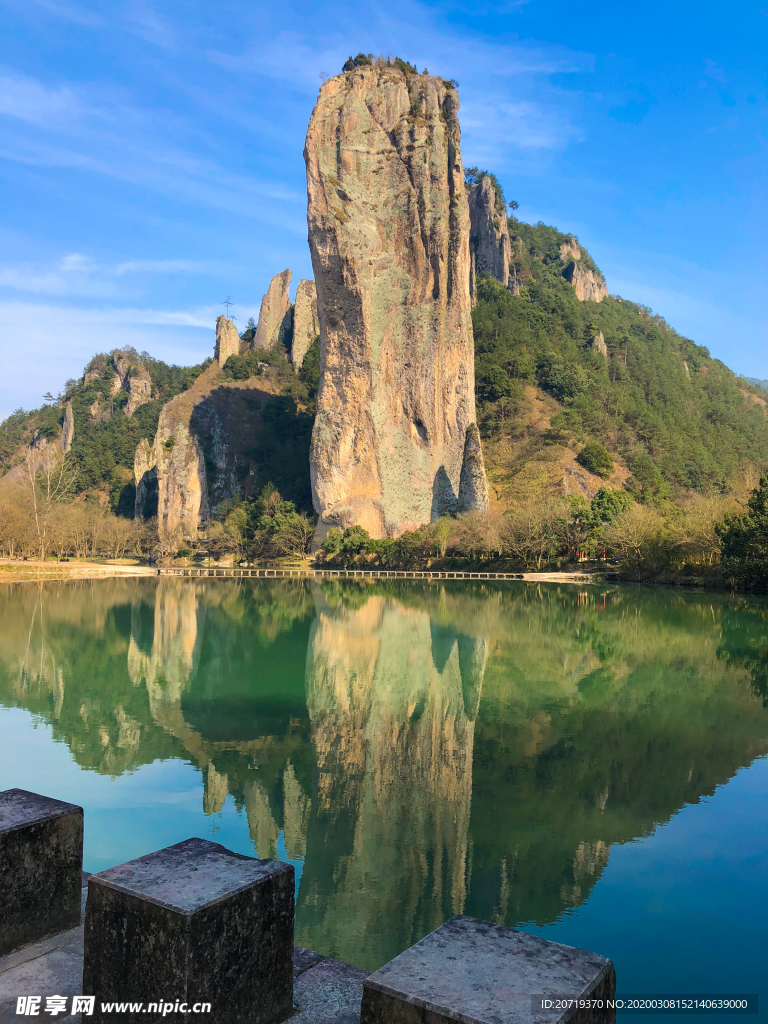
[559, 237, 608, 303]
[467, 175, 512, 297]
[134, 438, 157, 520]
[145, 329, 279, 547]
[112, 351, 154, 417]
[60, 402, 74, 454]
[305, 64, 487, 539]
[292, 279, 319, 370]
[214, 316, 241, 365]
[456, 423, 489, 513]
[253, 270, 293, 352]
[153, 380, 210, 548]
[559, 238, 581, 263]
[591, 330, 608, 359]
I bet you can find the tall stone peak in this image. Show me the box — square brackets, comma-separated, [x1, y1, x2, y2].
[291, 279, 319, 370]
[591, 329, 608, 359]
[467, 174, 512, 297]
[214, 315, 240, 365]
[305, 64, 487, 540]
[253, 270, 293, 351]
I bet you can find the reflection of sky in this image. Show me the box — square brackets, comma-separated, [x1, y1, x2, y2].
[1, 706, 766, 1015]
[525, 757, 768, 1021]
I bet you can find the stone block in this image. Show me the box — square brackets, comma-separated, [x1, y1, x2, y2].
[293, 957, 369, 1024]
[83, 838, 294, 1024]
[0, 789, 83, 956]
[360, 915, 615, 1024]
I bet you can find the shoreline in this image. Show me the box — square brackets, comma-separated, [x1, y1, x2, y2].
[0, 559, 730, 591]
[0, 559, 604, 586]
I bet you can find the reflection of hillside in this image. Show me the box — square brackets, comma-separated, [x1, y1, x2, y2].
[0, 580, 182, 775]
[0, 579, 317, 861]
[125, 579, 316, 860]
[465, 586, 768, 930]
[296, 584, 493, 970]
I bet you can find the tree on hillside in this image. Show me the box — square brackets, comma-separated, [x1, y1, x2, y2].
[717, 477, 768, 589]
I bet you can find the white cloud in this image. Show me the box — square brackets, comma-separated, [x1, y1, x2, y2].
[0, 70, 82, 128]
[22, 0, 102, 26]
[115, 259, 214, 275]
[0, 67, 305, 226]
[125, 2, 177, 50]
[0, 300, 215, 418]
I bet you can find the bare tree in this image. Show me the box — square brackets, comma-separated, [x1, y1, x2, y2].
[21, 446, 75, 561]
[504, 500, 566, 570]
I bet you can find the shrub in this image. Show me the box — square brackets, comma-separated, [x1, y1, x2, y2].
[539, 360, 590, 403]
[577, 442, 614, 478]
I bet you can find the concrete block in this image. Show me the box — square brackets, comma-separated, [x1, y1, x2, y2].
[0, 789, 83, 956]
[83, 838, 294, 1024]
[360, 915, 615, 1024]
[293, 958, 369, 1024]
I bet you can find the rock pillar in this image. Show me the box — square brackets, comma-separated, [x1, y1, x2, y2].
[214, 315, 241, 365]
[60, 402, 74, 454]
[291, 279, 319, 370]
[305, 64, 488, 539]
[253, 270, 293, 352]
[467, 175, 512, 296]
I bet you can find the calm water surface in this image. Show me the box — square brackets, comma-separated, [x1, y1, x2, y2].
[0, 579, 766, 1016]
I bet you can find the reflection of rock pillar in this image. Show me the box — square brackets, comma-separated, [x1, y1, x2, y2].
[298, 587, 487, 966]
[127, 580, 203, 708]
[204, 764, 229, 815]
[283, 762, 311, 860]
[243, 778, 280, 860]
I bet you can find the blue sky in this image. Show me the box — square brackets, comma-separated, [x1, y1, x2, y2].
[0, 0, 766, 419]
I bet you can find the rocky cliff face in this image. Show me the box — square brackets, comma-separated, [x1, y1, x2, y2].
[305, 64, 488, 540]
[467, 175, 512, 297]
[60, 401, 74, 453]
[291, 278, 319, 369]
[214, 316, 241, 365]
[139, 324, 278, 548]
[112, 351, 153, 417]
[253, 270, 293, 351]
[559, 237, 608, 302]
[134, 438, 157, 519]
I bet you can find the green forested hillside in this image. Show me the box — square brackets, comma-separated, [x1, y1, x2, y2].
[473, 220, 768, 501]
[0, 350, 211, 513]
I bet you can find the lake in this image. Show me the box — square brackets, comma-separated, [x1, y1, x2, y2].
[0, 578, 766, 1017]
